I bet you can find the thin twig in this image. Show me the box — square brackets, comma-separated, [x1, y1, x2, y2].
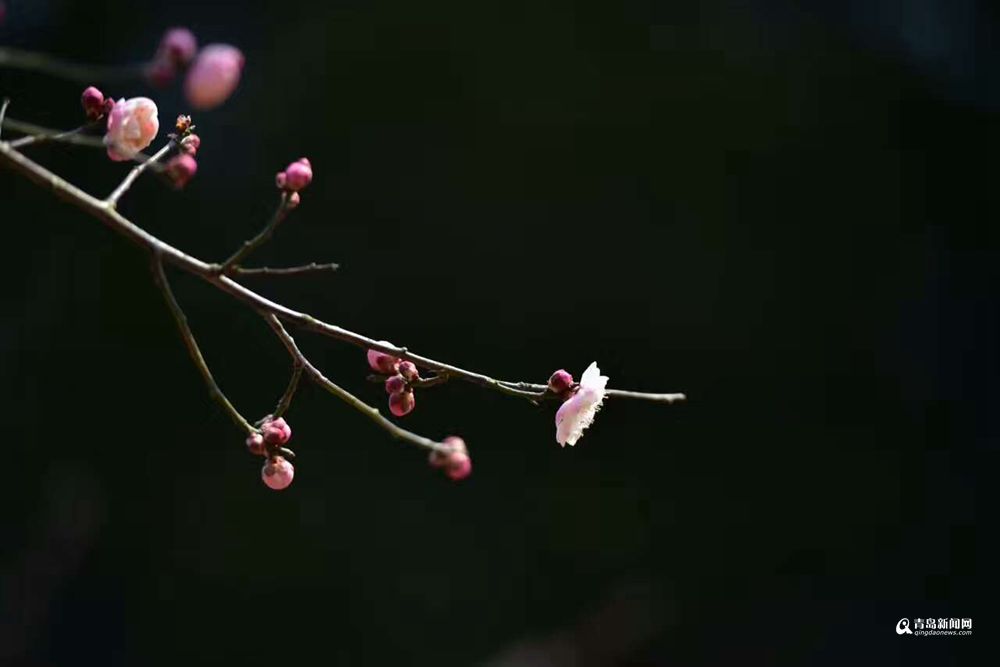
[9, 124, 91, 150]
[497, 380, 687, 403]
[272, 364, 303, 419]
[218, 195, 293, 273]
[150, 254, 255, 435]
[0, 141, 686, 407]
[2, 118, 104, 147]
[230, 262, 340, 278]
[265, 315, 454, 454]
[106, 141, 174, 207]
[0, 98, 10, 140]
[0, 47, 147, 84]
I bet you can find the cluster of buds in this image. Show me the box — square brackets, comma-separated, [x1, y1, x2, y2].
[428, 436, 472, 481]
[367, 345, 419, 417]
[163, 114, 200, 189]
[246, 416, 296, 490]
[366, 347, 472, 480]
[147, 28, 245, 111]
[275, 158, 313, 209]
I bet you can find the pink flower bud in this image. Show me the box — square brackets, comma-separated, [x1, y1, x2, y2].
[165, 154, 198, 189]
[548, 369, 574, 394]
[184, 44, 244, 110]
[261, 456, 294, 491]
[283, 158, 313, 192]
[385, 374, 407, 395]
[367, 344, 400, 374]
[446, 454, 472, 480]
[275, 172, 287, 189]
[159, 27, 198, 67]
[388, 390, 415, 417]
[261, 417, 292, 446]
[246, 432, 266, 456]
[104, 97, 159, 162]
[429, 436, 472, 480]
[179, 133, 201, 155]
[286, 192, 301, 209]
[398, 361, 419, 382]
[145, 59, 176, 88]
[81, 86, 105, 120]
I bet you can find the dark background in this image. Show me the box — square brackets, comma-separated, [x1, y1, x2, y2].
[0, 1, 992, 665]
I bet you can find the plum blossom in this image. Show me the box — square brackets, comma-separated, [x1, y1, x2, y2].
[554, 362, 608, 447]
[103, 97, 159, 162]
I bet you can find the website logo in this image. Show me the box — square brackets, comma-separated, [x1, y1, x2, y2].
[896, 617, 972, 637]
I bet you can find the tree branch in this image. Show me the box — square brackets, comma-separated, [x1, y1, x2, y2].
[0, 47, 147, 84]
[230, 262, 340, 278]
[150, 254, 255, 435]
[106, 141, 174, 207]
[264, 314, 454, 454]
[0, 141, 685, 408]
[0, 98, 10, 141]
[271, 363, 303, 419]
[218, 194, 294, 273]
[8, 124, 92, 150]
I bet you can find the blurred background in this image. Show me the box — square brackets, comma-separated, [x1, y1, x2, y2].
[0, 1, 992, 665]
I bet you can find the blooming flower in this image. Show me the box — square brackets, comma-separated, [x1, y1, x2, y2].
[103, 97, 159, 162]
[554, 362, 608, 446]
[184, 44, 244, 110]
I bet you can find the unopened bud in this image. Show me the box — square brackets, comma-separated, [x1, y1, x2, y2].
[388, 390, 415, 417]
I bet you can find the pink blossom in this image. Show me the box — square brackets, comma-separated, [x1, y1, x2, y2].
[103, 97, 159, 162]
[554, 362, 608, 447]
[165, 154, 198, 189]
[389, 390, 415, 417]
[261, 417, 292, 446]
[184, 44, 244, 110]
[261, 456, 295, 491]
